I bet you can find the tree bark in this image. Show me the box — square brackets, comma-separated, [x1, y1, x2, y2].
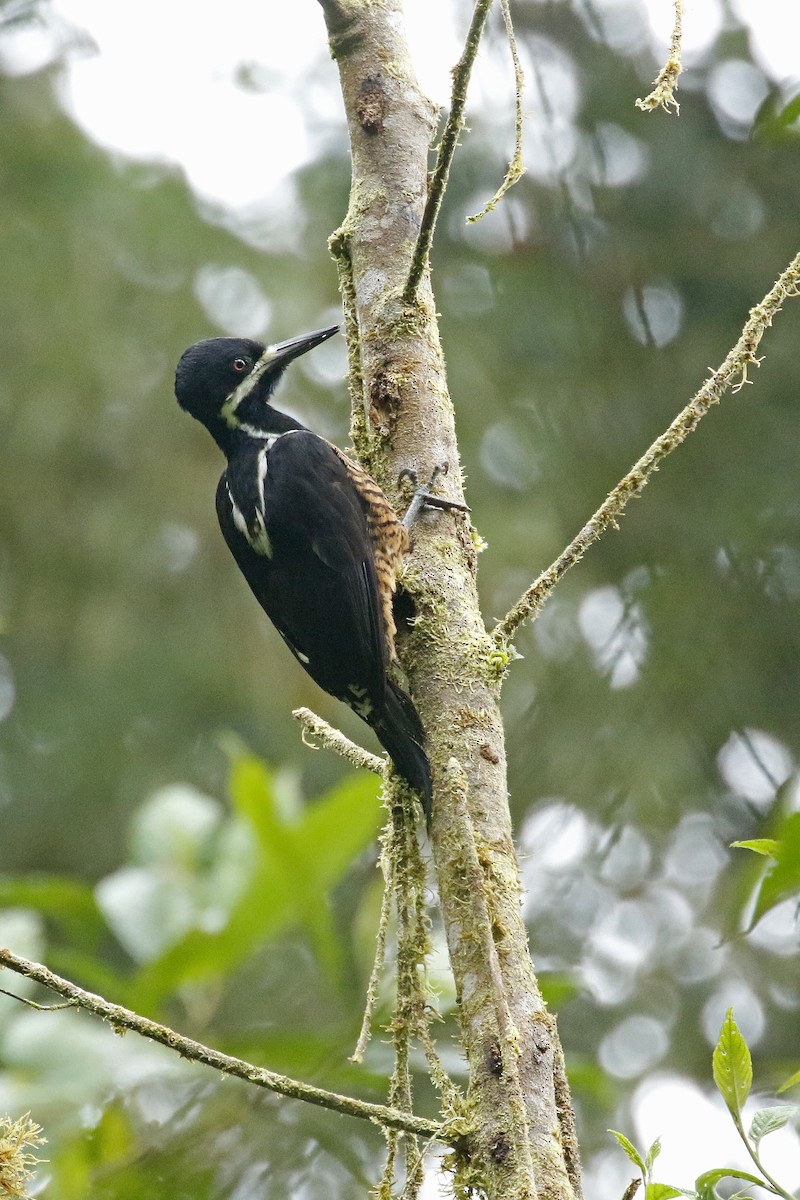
[318, 3, 582, 1198]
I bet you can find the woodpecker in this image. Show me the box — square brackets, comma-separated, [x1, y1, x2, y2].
[174, 325, 461, 820]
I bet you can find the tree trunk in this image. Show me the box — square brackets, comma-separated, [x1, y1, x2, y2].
[319, 3, 582, 1198]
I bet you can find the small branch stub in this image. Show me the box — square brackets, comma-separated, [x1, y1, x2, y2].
[292, 706, 386, 776]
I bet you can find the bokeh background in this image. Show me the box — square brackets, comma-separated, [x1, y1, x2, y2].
[1, 0, 799, 1196]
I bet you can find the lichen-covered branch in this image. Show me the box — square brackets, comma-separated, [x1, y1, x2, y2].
[0, 1112, 45, 1200]
[467, 0, 525, 224]
[292, 706, 386, 775]
[0, 947, 443, 1141]
[493, 249, 800, 647]
[636, 0, 683, 114]
[328, 226, 371, 459]
[403, 0, 494, 304]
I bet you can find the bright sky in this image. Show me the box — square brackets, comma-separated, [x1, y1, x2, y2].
[0, 0, 797, 209]
[2, 1, 799, 1195]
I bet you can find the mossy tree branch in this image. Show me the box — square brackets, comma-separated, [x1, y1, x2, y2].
[467, 0, 526, 224]
[0, 947, 443, 1141]
[494, 249, 800, 647]
[403, 0, 494, 304]
[292, 705, 386, 776]
[319, 3, 582, 1198]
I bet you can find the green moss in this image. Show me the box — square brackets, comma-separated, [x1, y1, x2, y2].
[471, 528, 488, 554]
[485, 646, 512, 683]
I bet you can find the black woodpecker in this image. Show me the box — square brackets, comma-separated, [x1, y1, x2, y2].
[174, 325, 442, 819]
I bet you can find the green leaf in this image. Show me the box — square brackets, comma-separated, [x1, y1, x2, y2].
[644, 1137, 662, 1174]
[645, 1185, 684, 1200]
[295, 772, 382, 892]
[226, 750, 284, 850]
[128, 751, 381, 1008]
[750, 812, 800, 927]
[286, 772, 381, 977]
[753, 87, 800, 142]
[712, 1009, 752, 1118]
[123, 858, 295, 1010]
[730, 840, 779, 858]
[748, 1105, 799, 1145]
[695, 1166, 765, 1199]
[609, 1130, 646, 1176]
[777, 1069, 800, 1094]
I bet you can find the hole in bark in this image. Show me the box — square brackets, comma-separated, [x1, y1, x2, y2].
[356, 75, 387, 134]
[369, 368, 402, 436]
[394, 587, 416, 634]
[490, 1131, 511, 1165]
[487, 1037, 503, 1077]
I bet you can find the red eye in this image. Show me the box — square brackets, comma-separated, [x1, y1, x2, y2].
[232, 357, 249, 373]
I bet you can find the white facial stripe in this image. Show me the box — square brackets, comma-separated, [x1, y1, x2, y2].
[220, 343, 284, 428]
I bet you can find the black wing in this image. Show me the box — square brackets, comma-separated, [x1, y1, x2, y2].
[216, 430, 387, 706]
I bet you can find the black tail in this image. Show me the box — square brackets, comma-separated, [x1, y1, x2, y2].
[369, 679, 432, 821]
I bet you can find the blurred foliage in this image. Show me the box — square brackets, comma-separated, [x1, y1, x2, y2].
[753, 82, 800, 142]
[1, 0, 800, 1197]
[0, 749, 398, 1197]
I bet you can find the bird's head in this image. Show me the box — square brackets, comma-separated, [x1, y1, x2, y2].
[174, 326, 340, 444]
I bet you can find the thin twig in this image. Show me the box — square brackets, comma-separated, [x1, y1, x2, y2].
[636, 0, 683, 114]
[0, 986, 78, 1011]
[493, 249, 800, 647]
[351, 810, 396, 1063]
[467, 0, 525, 223]
[0, 947, 444, 1141]
[292, 707, 386, 776]
[403, 0, 495, 305]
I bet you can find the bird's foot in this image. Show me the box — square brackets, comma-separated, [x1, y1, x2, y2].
[399, 462, 471, 530]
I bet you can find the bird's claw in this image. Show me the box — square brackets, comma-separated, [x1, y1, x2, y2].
[400, 461, 470, 530]
[398, 467, 419, 489]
